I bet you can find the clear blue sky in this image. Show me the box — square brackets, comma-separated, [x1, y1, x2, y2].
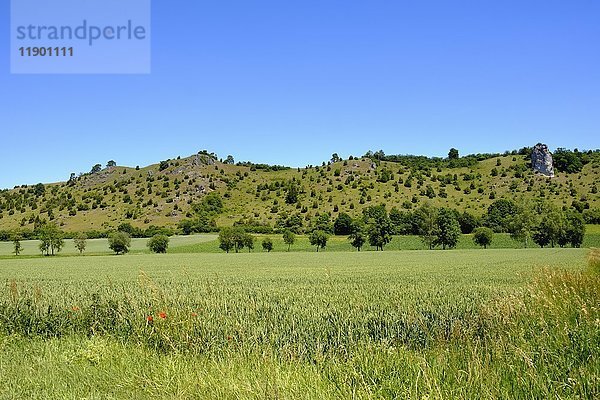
[1, 0, 599, 189]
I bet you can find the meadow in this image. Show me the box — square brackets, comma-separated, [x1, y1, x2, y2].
[1, 228, 600, 257]
[0, 248, 598, 399]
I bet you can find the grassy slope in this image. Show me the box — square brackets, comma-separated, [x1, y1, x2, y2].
[0, 152, 598, 232]
[0, 249, 597, 399]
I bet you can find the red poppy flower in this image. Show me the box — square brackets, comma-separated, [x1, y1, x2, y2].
[191, 312, 198, 317]
[71, 306, 80, 312]
[158, 312, 167, 319]
[146, 315, 154, 323]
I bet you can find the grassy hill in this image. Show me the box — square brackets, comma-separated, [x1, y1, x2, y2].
[0, 148, 598, 233]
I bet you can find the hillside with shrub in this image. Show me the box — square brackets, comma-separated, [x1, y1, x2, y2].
[0, 147, 598, 240]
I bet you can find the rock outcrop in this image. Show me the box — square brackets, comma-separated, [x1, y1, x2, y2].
[531, 143, 555, 177]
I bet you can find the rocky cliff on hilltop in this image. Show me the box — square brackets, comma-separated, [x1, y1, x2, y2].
[531, 143, 555, 177]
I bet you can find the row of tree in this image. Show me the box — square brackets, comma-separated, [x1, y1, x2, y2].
[216, 200, 586, 253]
[10, 224, 170, 256]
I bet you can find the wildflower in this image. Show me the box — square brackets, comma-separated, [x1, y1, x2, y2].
[191, 312, 198, 317]
[227, 335, 233, 342]
[158, 312, 167, 319]
[146, 315, 154, 323]
[71, 306, 80, 312]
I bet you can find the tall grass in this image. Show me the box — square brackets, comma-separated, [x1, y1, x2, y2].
[0, 250, 597, 398]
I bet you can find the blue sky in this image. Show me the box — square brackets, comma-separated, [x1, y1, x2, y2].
[1, 0, 599, 189]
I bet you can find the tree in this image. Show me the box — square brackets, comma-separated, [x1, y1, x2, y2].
[553, 148, 584, 173]
[458, 211, 479, 234]
[285, 182, 300, 204]
[262, 237, 274, 252]
[473, 227, 494, 249]
[415, 204, 438, 250]
[33, 183, 45, 197]
[564, 212, 585, 248]
[486, 199, 518, 233]
[74, 233, 87, 254]
[91, 164, 102, 174]
[532, 206, 566, 248]
[333, 212, 353, 235]
[283, 230, 296, 251]
[108, 231, 131, 255]
[349, 220, 366, 251]
[38, 223, 64, 256]
[195, 192, 224, 214]
[243, 233, 255, 253]
[508, 202, 538, 248]
[434, 208, 461, 250]
[224, 155, 235, 164]
[106, 160, 117, 168]
[363, 205, 393, 251]
[448, 148, 459, 160]
[219, 227, 235, 253]
[219, 227, 250, 253]
[367, 223, 390, 251]
[147, 234, 169, 253]
[11, 231, 23, 256]
[312, 213, 334, 234]
[532, 227, 551, 248]
[309, 230, 329, 252]
[331, 153, 341, 163]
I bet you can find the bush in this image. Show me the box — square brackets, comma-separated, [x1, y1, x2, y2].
[108, 232, 131, 255]
[147, 235, 169, 254]
[261, 238, 273, 252]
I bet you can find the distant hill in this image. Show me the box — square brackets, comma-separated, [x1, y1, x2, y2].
[0, 147, 598, 234]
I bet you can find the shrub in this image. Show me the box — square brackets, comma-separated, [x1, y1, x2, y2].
[147, 235, 169, 254]
[261, 237, 273, 252]
[108, 232, 131, 255]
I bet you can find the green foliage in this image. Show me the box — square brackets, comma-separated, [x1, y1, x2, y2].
[508, 202, 538, 248]
[486, 199, 518, 233]
[195, 192, 224, 215]
[473, 227, 494, 249]
[553, 148, 587, 173]
[563, 212, 585, 248]
[261, 237, 273, 252]
[333, 212, 353, 235]
[415, 203, 438, 250]
[348, 220, 366, 251]
[276, 212, 304, 234]
[158, 160, 169, 171]
[147, 235, 169, 254]
[434, 208, 461, 250]
[218, 227, 254, 253]
[285, 181, 300, 204]
[363, 205, 393, 251]
[448, 148, 459, 160]
[108, 232, 131, 255]
[38, 223, 64, 256]
[311, 213, 333, 234]
[309, 230, 329, 252]
[282, 229, 296, 251]
[458, 211, 480, 234]
[74, 233, 87, 254]
[11, 231, 23, 256]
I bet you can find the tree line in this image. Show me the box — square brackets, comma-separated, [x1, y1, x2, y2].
[216, 199, 586, 253]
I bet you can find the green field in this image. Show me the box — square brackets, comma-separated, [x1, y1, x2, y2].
[0, 249, 598, 398]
